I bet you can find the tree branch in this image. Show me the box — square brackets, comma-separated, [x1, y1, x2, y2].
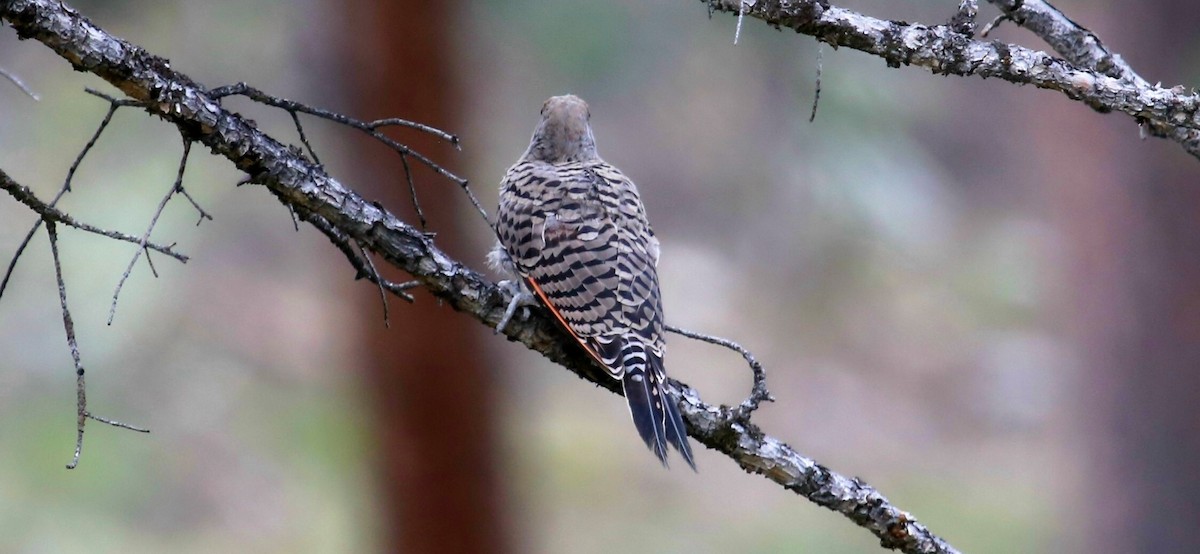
[45, 220, 149, 470]
[702, 0, 1200, 160]
[985, 0, 1135, 80]
[981, 0, 1194, 144]
[0, 169, 189, 264]
[0, 0, 1005, 551]
[105, 136, 205, 324]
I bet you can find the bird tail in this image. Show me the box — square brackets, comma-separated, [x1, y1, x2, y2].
[620, 346, 696, 470]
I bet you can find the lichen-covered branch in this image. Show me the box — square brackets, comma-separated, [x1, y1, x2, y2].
[1, 0, 955, 551]
[985, 0, 1135, 81]
[981, 0, 1200, 150]
[702, 0, 1200, 160]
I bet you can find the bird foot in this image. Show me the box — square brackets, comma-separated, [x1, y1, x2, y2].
[495, 280, 536, 334]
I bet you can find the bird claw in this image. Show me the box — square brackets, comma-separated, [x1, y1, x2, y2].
[495, 280, 535, 334]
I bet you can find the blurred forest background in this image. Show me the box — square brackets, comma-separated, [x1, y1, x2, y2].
[3, 0, 1200, 552]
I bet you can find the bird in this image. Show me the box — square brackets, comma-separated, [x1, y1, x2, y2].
[489, 94, 695, 469]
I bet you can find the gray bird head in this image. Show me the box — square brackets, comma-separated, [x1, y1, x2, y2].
[523, 94, 598, 164]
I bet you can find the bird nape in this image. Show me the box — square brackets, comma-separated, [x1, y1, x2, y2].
[491, 94, 696, 470]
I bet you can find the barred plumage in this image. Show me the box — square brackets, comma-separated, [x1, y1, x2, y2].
[493, 95, 695, 469]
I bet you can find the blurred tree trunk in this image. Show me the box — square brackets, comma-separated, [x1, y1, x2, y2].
[1063, 2, 1200, 552]
[925, 3, 1200, 550]
[339, 1, 511, 552]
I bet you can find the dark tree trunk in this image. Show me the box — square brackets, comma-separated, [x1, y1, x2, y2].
[339, 2, 511, 552]
[1066, 3, 1200, 552]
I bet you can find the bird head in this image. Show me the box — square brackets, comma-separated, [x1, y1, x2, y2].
[523, 94, 598, 163]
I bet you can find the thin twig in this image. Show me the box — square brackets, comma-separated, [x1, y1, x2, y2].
[171, 141, 212, 225]
[65, 106, 122, 195]
[667, 324, 773, 420]
[108, 142, 192, 324]
[979, 14, 1007, 37]
[143, 246, 159, 278]
[83, 87, 140, 106]
[369, 118, 462, 150]
[0, 173, 186, 260]
[304, 213, 418, 303]
[456, 177, 491, 226]
[810, 43, 822, 123]
[0, 66, 40, 101]
[1, 101, 122, 298]
[245, 174, 300, 230]
[47, 221, 149, 470]
[47, 220, 88, 469]
[289, 110, 323, 166]
[0, 170, 188, 304]
[207, 83, 491, 224]
[399, 153, 428, 231]
[734, 0, 748, 44]
[285, 202, 300, 231]
[358, 240, 391, 327]
[86, 413, 149, 432]
[209, 83, 459, 158]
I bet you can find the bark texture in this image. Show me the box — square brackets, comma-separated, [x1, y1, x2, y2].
[704, 0, 1200, 159]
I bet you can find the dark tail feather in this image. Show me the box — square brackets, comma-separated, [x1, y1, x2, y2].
[663, 381, 696, 471]
[622, 368, 670, 466]
[622, 363, 697, 471]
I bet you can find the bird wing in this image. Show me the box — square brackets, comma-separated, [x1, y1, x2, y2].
[497, 161, 626, 374]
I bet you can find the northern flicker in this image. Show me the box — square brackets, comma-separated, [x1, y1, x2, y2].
[490, 95, 695, 469]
